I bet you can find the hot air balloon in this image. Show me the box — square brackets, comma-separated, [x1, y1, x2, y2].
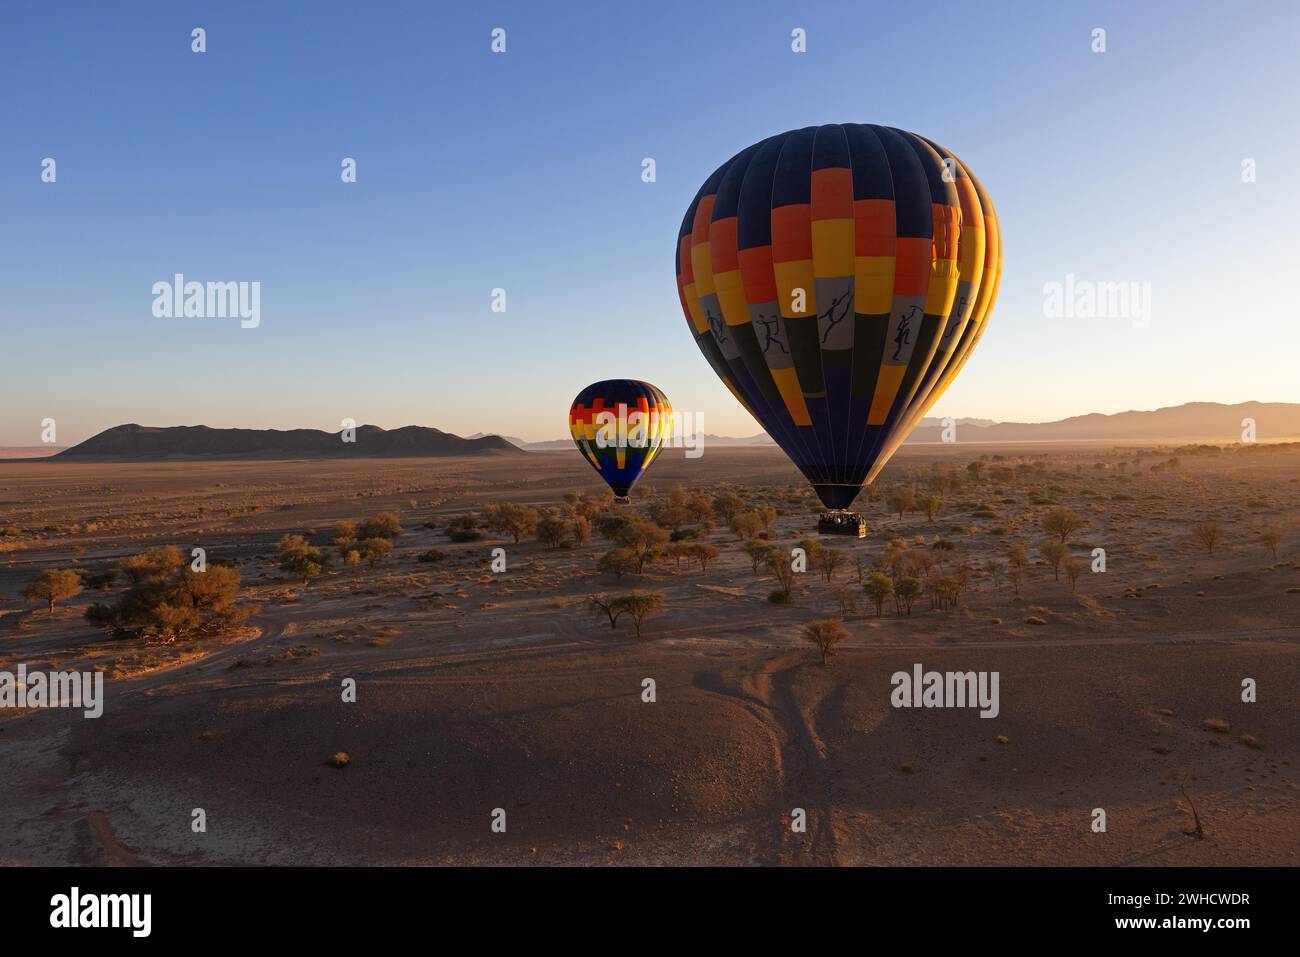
[676, 124, 1001, 518]
[569, 379, 673, 502]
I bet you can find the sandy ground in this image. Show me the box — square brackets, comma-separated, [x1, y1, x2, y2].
[1, 443, 1298, 865]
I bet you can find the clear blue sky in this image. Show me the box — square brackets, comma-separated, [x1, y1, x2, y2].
[3, 0, 1297, 445]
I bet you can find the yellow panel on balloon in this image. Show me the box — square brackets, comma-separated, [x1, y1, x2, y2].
[958, 224, 985, 282]
[682, 284, 709, 334]
[924, 258, 961, 316]
[771, 366, 813, 426]
[811, 219, 854, 277]
[713, 269, 750, 325]
[774, 260, 816, 317]
[868, 365, 908, 425]
[854, 256, 895, 314]
[690, 242, 715, 296]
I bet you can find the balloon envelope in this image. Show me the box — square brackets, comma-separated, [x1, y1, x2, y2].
[676, 124, 1001, 509]
[569, 379, 672, 498]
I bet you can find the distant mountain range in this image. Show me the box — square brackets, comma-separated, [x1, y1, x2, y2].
[21, 402, 1300, 462]
[903, 402, 1299, 443]
[494, 402, 1300, 448]
[55, 424, 519, 459]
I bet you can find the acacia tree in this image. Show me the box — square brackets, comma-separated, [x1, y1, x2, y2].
[863, 572, 894, 616]
[987, 559, 1003, 590]
[85, 548, 254, 640]
[614, 591, 664, 638]
[1040, 507, 1088, 543]
[744, 539, 777, 574]
[907, 549, 937, 581]
[1259, 529, 1281, 560]
[1192, 521, 1223, 556]
[534, 511, 570, 549]
[730, 511, 764, 540]
[712, 492, 744, 522]
[571, 515, 592, 547]
[795, 538, 823, 574]
[879, 542, 908, 578]
[598, 548, 638, 581]
[802, 619, 849, 665]
[595, 512, 634, 543]
[887, 487, 917, 519]
[1063, 557, 1082, 592]
[648, 501, 692, 532]
[813, 547, 842, 583]
[277, 534, 326, 584]
[1007, 542, 1028, 594]
[684, 543, 720, 573]
[927, 575, 958, 611]
[766, 553, 796, 602]
[587, 594, 628, 629]
[894, 576, 921, 614]
[358, 512, 403, 540]
[484, 503, 540, 544]
[685, 494, 714, 524]
[614, 519, 669, 572]
[354, 537, 392, 567]
[22, 568, 83, 613]
[119, 544, 185, 583]
[1039, 540, 1069, 581]
[955, 563, 974, 602]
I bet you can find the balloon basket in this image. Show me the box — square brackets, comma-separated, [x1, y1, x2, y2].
[613, 495, 631, 506]
[817, 510, 867, 538]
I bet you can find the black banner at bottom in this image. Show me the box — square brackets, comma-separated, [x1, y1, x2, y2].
[2, 865, 1280, 942]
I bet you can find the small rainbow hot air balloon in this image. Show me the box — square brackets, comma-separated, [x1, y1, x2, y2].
[569, 379, 673, 502]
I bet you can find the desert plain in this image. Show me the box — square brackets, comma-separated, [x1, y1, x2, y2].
[1, 442, 1298, 866]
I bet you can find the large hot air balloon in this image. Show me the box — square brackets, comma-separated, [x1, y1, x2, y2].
[676, 124, 1001, 512]
[569, 379, 673, 502]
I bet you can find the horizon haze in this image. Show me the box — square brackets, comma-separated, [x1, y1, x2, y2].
[10, 399, 1297, 460]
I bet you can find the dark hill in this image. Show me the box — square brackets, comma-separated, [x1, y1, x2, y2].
[56, 424, 521, 459]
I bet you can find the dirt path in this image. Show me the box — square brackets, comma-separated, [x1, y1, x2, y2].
[766, 656, 840, 865]
[106, 612, 289, 699]
[692, 652, 842, 865]
[84, 810, 150, 866]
